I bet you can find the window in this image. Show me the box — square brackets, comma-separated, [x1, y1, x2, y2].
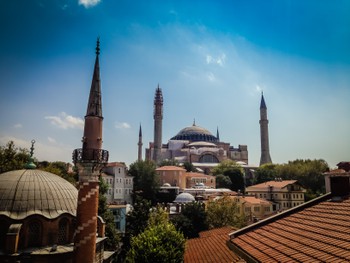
[265, 207, 270, 212]
[254, 207, 260, 212]
[58, 218, 68, 244]
[27, 221, 42, 247]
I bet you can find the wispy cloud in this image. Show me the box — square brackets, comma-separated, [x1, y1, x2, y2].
[115, 122, 131, 129]
[207, 72, 216, 82]
[78, 0, 101, 8]
[48, 137, 56, 143]
[14, 123, 22, 129]
[45, 112, 84, 130]
[206, 53, 226, 66]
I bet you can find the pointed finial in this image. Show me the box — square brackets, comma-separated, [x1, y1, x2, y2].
[139, 123, 142, 136]
[193, 119, 196, 126]
[25, 139, 37, 169]
[96, 37, 100, 55]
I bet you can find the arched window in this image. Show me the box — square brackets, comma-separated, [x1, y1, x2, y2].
[58, 218, 69, 244]
[27, 220, 42, 247]
[199, 154, 219, 163]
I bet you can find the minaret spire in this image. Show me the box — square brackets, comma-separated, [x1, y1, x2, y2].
[216, 126, 220, 141]
[259, 93, 272, 166]
[72, 38, 108, 263]
[86, 37, 102, 117]
[153, 85, 163, 164]
[138, 123, 143, 161]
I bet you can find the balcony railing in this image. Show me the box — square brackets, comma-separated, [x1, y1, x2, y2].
[72, 148, 109, 164]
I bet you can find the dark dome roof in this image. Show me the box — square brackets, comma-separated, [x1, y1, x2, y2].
[0, 169, 78, 220]
[171, 124, 218, 142]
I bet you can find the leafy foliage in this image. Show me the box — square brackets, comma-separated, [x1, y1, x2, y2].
[215, 174, 232, 189]
[38, 161, 77, 185]
[126, 207, 185, 263]
[255, 159, 329, 201]
[171, 202, 208, 238]
[182, 161, 196, 172]
[98, 177, 120, 250]
[159, 159, 179, 167]
[212, 160, 245, 192]
[0, 141, 30, 173]
[206, 195, 246, 229]
[128, 160, 160, 204]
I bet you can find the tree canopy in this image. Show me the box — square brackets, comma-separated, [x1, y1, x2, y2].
[212, 160, 245, 192]
[0, 141, 30, 173]
[128, 160, 160, 204]
[126, 206, 185, 263]
[255, 159, 329, 200]
[206, 195, 246, 229]
[171, 202, 208, 238]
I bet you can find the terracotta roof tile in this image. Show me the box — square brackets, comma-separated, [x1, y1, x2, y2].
[155, 166, 186, 171]
[184, 226, 244, 263]
[230, 194, 350, 262]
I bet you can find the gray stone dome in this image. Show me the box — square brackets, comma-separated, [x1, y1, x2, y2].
[174, 192, 195, 203]
[171, 124, 218, 142]
[0, 169, 78, 220]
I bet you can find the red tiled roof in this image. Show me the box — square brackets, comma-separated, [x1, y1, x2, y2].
[185, 172, 215, 178]
[246, 180, 298, 191]
[155, 166, 186, 171]
[184, 227, 244, 263]
[229, 193, 350, 262]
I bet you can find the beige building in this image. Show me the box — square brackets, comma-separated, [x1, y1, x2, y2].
[102, 162, 133, 204]
[245, 180, 305, 211]
[234, 196, 274, 221]
[156, 166, 216, 189]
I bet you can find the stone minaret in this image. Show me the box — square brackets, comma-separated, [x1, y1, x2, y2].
[138, 124, 143, 161]
[259, 93, 272, 166]
[153, 85, 163, 164]
[216, 126, 220, 142]
[72, 38, 108, 263]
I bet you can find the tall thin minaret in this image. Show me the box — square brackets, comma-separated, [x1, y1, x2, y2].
[72, 38, 108, 263]
[153, 85, 163, 164]
[138, 124, 143, 161]
[259, 92, 272, 166]
[216, 126, 220, 142]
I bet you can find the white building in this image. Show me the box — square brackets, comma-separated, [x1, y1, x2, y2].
[101, 162, 133, 204]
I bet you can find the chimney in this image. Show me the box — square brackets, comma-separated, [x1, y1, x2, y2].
[324, 163, 350, 197]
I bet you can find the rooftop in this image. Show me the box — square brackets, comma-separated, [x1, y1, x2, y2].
[246, 180, 300, 191]
[229, 193, 350, 262]
[156, 166, 186, 171]
[184, 226, 244, 263]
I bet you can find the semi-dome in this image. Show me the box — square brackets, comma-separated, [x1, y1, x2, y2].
[171, 124, 218, 142]
[174, 192, 195, 203]
[0, 169, 78, 220]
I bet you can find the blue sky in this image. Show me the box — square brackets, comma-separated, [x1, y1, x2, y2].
[0, 0, 349, 168]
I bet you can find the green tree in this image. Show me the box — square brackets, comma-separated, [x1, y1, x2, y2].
[255, 163, 278, 184]
[215, 174, 232, 189]
[128, 160, 160, 204]
[183, 161, 196, 172]
[126, 207, 185, 263]
[0, 141, 30, 173]
[255, 159, 329, 201]
[212, 160, 245, 192]
[206, 195, 246, 229]
[98, 177, 120, 250]
[159, 159, 179, 167]
[171, 202, 208, 238]
[38, 161, 77, 185]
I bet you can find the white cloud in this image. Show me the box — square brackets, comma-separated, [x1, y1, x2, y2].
[14, 123, 22, 129]
[115, 122, 131, 129]
[48, 137, 56, 143]
[206, 53, 226, 66]
[256, 85, 263, 93]
[207, 72, 215, 82]
[45, 112, 84, 130]
[78, 0, 101, 8]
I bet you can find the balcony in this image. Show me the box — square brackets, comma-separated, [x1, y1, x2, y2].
[72, 148, 109, 164]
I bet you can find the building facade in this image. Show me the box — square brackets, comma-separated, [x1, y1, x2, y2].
[245, 180, 305, 211]
[102, 162, 133, 205]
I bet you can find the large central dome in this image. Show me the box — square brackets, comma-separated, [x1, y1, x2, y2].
[171, 124, 218, 142]
[0, 169, 78, 220]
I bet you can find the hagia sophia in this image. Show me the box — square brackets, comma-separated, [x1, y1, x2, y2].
[143, 85, 272, 173]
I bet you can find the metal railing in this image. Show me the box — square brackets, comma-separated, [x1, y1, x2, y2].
[72, 148, 109, 163]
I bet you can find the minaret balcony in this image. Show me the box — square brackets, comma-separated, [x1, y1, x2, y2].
[72, 148, 109, 163]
